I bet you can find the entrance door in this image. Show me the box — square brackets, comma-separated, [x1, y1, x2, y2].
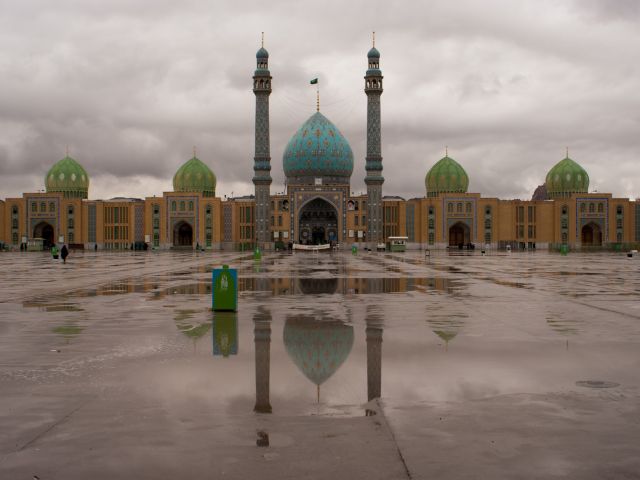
[581, 222, 602, 246]
[33, 222, 55, 249]
[312, 227, 326, 244]
[448, 222, 470, 247]
[173, 221, 193, 247]
[298, 198, 338, 245]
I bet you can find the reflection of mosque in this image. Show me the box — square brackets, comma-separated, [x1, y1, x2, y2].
[252, 304, 384, 413]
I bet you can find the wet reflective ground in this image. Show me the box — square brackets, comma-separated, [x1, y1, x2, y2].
[1, 250, 639, 479]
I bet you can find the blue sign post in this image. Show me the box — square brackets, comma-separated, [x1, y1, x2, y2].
[212, 265, 238, 311]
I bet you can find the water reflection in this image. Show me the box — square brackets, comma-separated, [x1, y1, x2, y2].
[174, 309, 211, 351]
[366, 306, 384, 403]
[283, 314, 354, 403]
[428, 313, 466, 350]
[212, 312, 238, 357]
[52, 324, 84, 344]
[254, 307, 272, 413]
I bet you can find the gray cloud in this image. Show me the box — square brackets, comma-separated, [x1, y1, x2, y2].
[1, 0, 638, 201]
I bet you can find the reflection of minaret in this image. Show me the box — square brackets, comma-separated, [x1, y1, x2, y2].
[253, 33, 273, 247]
[364, 32, 384, 245]
[254, 307, 272, 413]
[365, 306, 383, 401]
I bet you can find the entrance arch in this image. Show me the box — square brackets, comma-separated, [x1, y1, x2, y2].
[33, 222, 55, 248]
[581, 222, 602, 246]
[449, 222, 470, 247]
[298, 197, 338, 245]
[173, 221, 193, 247]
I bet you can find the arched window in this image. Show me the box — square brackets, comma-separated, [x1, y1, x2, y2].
[580, 203, 586, 213]
[616, 206, 623, 215]
[466, 202, 472, 213]
[447, 203, 453, 213]
[68, 205, 74, 215]
[485, 206, 492, 216]
[31, 202, 37, 212]
[485, 219, 492, 229]
[153, 205, 160, 215]
[188, 201, 194, 211]
[561, 205, 568, 215]
[12, 219, 18, 229]
[12, 205, 18, 215]
[457, 203, 462, 213]
[589, 203, 595, 213]
[49, 202, 56, 212]
[171, 201, 176, 211]
[180, 201, 185, 211]
[68, 218, 74, 228]
[40, 202, 46, 212]
[597, 203, 603, 213]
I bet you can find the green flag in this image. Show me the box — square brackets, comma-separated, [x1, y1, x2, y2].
[310, 78, 318, 84]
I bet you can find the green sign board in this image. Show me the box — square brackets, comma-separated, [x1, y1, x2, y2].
[212, 265, 238, 311]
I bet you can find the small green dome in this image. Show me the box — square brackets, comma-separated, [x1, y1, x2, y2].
[283, 111, 354, 181]
[256, 47, 269, 59]
[545, 156, 589, 198]
[425, 155, 469, 197]
[45, 155, 89, 199]
[367, 47, 380, 58]
[173, 156, 216, 197]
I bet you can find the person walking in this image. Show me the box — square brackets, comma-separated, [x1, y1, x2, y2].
[51, 244, 59, 260]
[60, 244, 69, 264]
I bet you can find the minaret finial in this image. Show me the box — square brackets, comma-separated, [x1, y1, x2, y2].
[372, 31, 375, 48]
[316, 89, 320, 112]
[66, 144, 69, 157]
[566, 146, 569, 158]
[261, 32, 264, 48]
[446, 146, 448, 157]
[193, 145, 197, 158]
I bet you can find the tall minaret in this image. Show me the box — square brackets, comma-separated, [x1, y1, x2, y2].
[253, 33, 273, 248]
[364, 33, 384, 246]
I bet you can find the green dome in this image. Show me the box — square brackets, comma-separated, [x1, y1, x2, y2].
[283, 111, 354, 182]
[425, 155, 469, 197]
[256, 47, 269, 59]
[45, 156, 89, 199]
[173, 156, 216, 197]
[367, 47, 380, 58]
[545, 156, 589, 198]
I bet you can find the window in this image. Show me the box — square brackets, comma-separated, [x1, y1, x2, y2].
[12, 206, 18, 215]
[485, 206, 491, 216]
[561, 205, 568, 215]
[206, 205, 211, 215]
[598, 203, 604, 213]
[41, 202, 46, 212]
[447, 203, 453, 213]
[153, 205, 160, 215]
[362, 215, 366, 225]
[49, 202, 56, 212]
[188, 201, 194, 211]
[457, 203, 462, 213]
[466, 202, 472, 213]
[354, 216, 359, 226]
[562, 232, 568, 243]
[12, 219, 18, 229]
[580, 203, 586, 213]
[428, 219, 434, 229]
[171, 201, 176, 211]
[589, 203, 595, 213]
[617, 206, 623, 215]
[12, 233, 18, 244]
[278, 216, 282, 226]
[31, 202, 37, 212]
[153, 218, 159, 228]
[68, 218, 74, 228]
[180, 201, 185, 211]
[429, 207, 435, 215]
[271, 216, 274, 226]
[68, 206, 74, 215]
[485, 219, 491, 229]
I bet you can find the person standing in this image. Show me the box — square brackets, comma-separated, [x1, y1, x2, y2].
[51, 244, 59, 260]
[61, 244, 69, 264]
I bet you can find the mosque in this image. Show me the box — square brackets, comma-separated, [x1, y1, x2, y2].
[1, 39, 638, 251]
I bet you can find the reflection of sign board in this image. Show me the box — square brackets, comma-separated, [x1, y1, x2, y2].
[314, 178, 322, 185]
[212, 312, 238, 357]
[212, 265, 238, 311]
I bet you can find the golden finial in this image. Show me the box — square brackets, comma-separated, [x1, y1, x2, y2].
[372, 31, 375, 48]
[261, 32, 264, 48]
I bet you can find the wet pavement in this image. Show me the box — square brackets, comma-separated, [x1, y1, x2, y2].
[0, 250, 639, 479]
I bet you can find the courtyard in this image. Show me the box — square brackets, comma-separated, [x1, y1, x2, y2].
[0, 249, 639, 479]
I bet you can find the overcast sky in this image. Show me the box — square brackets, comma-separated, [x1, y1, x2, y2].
[1, 0, 638, 201]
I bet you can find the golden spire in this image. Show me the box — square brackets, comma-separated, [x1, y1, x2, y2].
[372, 31, 375, 48]
[261, 32, 264, 48]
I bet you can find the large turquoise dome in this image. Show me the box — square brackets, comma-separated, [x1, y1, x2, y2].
[425, 155, 469, 197]
[283, 112, 354, 183]
[173, 156, 216, 197]
[45, 155, 90, 199]
[545, 155, 589, 198]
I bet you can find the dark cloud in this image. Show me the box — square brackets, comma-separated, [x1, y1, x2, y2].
[1, 0, 638, 201]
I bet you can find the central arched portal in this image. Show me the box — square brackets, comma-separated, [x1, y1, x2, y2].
[298, 198, 338, 245]
[173, 221, 193, 247]
[33, 222, 55, 248]
[581, 222, 602, 246]
[449, 222, 470, 247]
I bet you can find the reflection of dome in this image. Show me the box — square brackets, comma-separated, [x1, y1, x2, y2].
[173, 156, 216, 197]
[283, 317, 353, 386]
[425, 155, 469, 197]
[297, 278, 339, 295]
[45, 156, 90, 198]
[428, 314, 465, 346]
[545, 156, 589, 198]
[283, 112, 354, 181]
